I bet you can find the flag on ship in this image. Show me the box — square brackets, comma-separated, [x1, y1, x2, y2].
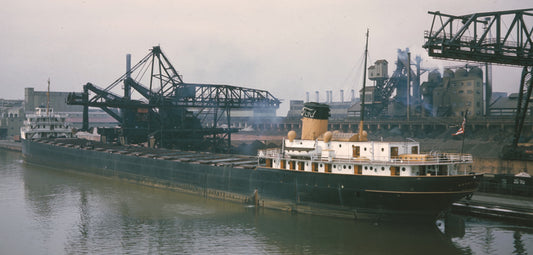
[453, 114, 466, 136]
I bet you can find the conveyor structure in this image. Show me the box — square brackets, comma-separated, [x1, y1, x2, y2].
[67, 46, 280, 151]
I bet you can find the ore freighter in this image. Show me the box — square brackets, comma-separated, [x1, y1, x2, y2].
[21, 101, 482, 222]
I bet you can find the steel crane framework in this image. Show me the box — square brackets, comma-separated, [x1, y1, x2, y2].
[67, 46, 280, 151]
[423, 8, 533, 159]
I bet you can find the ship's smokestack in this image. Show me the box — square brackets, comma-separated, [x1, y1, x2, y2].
[340, 89, 344, 103]
[315, 91, 319, 102]
[301, 102, 330, 140]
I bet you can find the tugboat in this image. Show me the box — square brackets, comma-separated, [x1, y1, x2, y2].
[256, 102, 482, 220]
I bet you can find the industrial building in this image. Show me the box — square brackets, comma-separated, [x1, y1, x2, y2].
[285, 50, 517, 123]
[421, 66, 488, 118]
[0, 99, 24, 139]
[25, 87, 83, 113]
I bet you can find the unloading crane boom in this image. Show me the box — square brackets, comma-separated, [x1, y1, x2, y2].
[67, 46, 280, 151]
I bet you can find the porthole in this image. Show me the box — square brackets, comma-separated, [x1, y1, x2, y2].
[333, 165, 337, 169]
[320, 164, 323, 167]
[339, 144, 342, 148]
[364, 166, 368, 170]
[381, 167, 385, 171]
[370, 167, 373, 170]
[381, 148, 384, 152]
[348, 166, 352, 169]
[343, 165, 346, 169]
[401, 167, 406, 171]
[364, 147, 367, 151]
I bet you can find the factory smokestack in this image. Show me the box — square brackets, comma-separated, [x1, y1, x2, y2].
[125, 54, 132, 99]
[316, 91, 319, 102]
[340, 89, 344, 103]
[351, 89, 355, 102]
[306, 92, 310, 102]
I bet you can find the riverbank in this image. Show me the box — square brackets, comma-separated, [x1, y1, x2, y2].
[0, 140, 21, 151]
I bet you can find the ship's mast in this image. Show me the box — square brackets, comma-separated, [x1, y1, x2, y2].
[47, 78, 50, 117]
[359, 29, 369, 141]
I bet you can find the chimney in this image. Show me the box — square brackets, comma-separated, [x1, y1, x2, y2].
[125, 54, 132, 99]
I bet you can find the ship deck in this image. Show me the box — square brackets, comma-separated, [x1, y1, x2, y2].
[40, 138, 258, 169]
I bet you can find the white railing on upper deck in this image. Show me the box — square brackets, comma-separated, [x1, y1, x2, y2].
[258, 149, 473, 165]
[258, 148, 281, 158]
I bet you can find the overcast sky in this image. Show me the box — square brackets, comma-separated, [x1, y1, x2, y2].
[1, 0, 530, 114]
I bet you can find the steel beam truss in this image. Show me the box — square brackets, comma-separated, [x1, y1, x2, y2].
[423, 9, 533, 156]
[423, 8, 533, 66]
[68, 46, 280, 151]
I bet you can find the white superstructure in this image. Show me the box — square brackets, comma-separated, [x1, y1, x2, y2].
[258, 102, 473, 177]
[20, 107, 74, 140]
[259, 136, 472, 177]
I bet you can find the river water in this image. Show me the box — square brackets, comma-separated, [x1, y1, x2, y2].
[0, 149, 531, 255]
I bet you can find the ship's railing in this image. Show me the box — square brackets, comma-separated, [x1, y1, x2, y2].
[258, 149, 473, 165]
[258, 148, 282, 158]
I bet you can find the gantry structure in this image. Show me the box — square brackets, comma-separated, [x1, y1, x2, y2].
[423, 8, 533, 158]
[68, 46, 280, 151]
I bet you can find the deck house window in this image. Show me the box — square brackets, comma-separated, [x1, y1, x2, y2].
[353, 146, 360, 157]
[391, 147, 399, 157]
[355, 165, 362, 175]
[325, 164, 332, 173]
[391, 166, 399, 176]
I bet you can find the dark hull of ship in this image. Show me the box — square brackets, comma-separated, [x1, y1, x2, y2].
[22, 139, 482, 221]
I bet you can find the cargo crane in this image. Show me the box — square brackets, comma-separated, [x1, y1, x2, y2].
[67, 46, 280, 151]
[423, 8, 533, 160]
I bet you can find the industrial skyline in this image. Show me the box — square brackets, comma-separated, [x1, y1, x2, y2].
[1, 0, 530, 115]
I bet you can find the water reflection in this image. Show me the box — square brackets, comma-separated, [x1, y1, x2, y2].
[0, 150, 529, 254]
[20, 164, 465, 254]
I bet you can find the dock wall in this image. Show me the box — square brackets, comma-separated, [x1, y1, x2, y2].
[474, 157, 531, 175]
